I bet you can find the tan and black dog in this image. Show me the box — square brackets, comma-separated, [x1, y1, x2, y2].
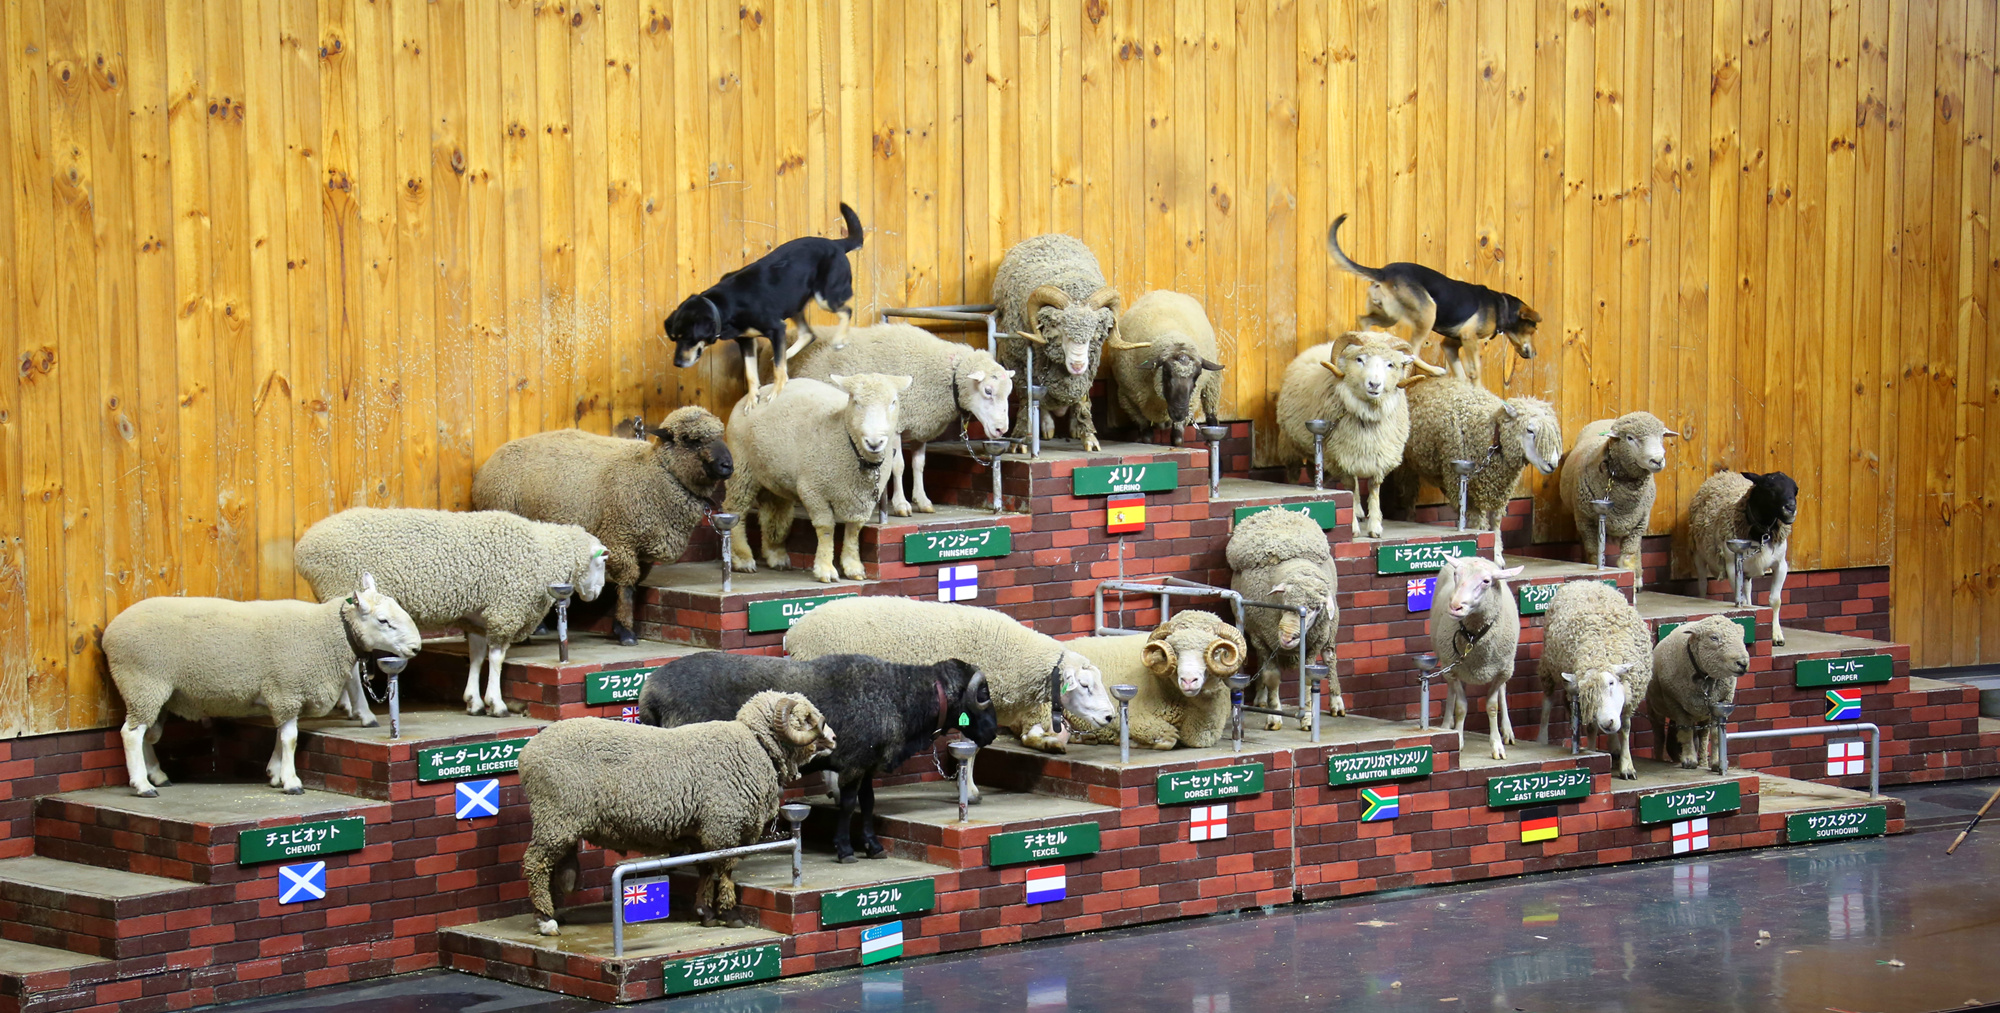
[1326, 214, 1540, 383]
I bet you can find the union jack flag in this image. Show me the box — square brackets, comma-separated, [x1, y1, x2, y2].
[620, 705, 641, 724]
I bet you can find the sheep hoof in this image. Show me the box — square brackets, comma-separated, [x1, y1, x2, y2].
[731, 559, 758, 574]
[359, 717, 379, 729]
[864, 845, 887, 860]
[835, 853, 859, 865]
[135, 786, 159, 798]
[811, 565, 839, 583]
[1772, 633, 1786, 647]
[1264, 716, 1284, 732]
[890, 502, 913, 517]
[720, 910, 748, 928]
[535, 919, 560, 936]
[612, 622, 638, 647]
[282, 785, 305, 796]
[913, 500, 935, 514]
[487, 702, 511, 718]
[839, 564, 867, 581]
[148, 773, 172, 787]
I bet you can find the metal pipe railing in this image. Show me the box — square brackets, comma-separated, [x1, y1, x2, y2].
[879, 303, 999, 359]
[1722, 723, 1881, 799]
[610, 802, 810, 955]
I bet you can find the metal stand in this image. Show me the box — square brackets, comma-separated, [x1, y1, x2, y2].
[711, 512, 739, 594]
[1112, 684, 1139, 763]
[1451, 460, 1475, 531]
[949, 740, 980, 822]
[1569, 707, 1581, 756]
[1026, 375, 1044, 459]
[1725, 537, 1753, 606]
[1414, 653, 1438, 729]
[610, 802, 811, 956]
[549, 583, 574, 662]
[1722, 723, 1882, 799]
[978, 439, 1011, 512]
[378, 655, 407, 740]
[879, 303, 999, 358]
[1589, 497, 1613, 569]
[1306, 419, 1330, 490]
[1197, 424, 1229, 498]
[1227, 672, 1253, 752]
[1303, 663, 1327, 739]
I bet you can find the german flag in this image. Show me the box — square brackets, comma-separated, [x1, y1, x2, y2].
[1520, 805, 1560, 844]
[1106, 494, 1146, 534]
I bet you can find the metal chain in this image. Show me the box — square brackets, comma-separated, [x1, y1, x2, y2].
[355, 659, 392, 704]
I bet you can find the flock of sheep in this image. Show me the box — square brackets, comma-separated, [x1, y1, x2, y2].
[92, 224, 1805, 933]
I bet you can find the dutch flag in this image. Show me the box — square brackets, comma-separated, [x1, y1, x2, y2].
[1024, 865, 1066, 905]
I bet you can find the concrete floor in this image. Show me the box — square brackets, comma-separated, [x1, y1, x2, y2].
[200, 779, 2000, 1013]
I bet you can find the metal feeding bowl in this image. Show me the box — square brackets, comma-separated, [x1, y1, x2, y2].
[375, 655, 408, 677]
[1415, 653, 1439, 673]
[947, 740, 980, 761]
[1304, 419, 1331, 437]
[1196, 424, 1229, 442]
[549, 582, 574, 599]
[711, 511, 739, 531]
[1304, 662, 1330, 681]
[1111, 683, 1140, 703]
[977, 439, 1011, 456]
[1227, 672, 1254, 693]
[779, 802, 810, 825]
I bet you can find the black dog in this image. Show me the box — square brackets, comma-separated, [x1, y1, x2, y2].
[1327, 213, 1540, 383]
[665, 203, 864, 399]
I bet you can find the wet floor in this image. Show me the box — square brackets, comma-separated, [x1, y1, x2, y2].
[207, 780, 2000, 1013]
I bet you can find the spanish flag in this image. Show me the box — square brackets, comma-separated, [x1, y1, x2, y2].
[1106, 494, 1146, 534]
[1520, 805, 1560, 844]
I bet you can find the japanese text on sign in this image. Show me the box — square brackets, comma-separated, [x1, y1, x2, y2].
[746, 593, 857, 634]
[1793, 654, 1893, 688]
[1487, 767, 1594, 807]
[1636, 781, 1742, 824]
[416, 738, 531, 783]
[1786, 806, 1888, 842]
[584, 667, 650, 705]
[819, 878, 936, 926]
[664, 943, 782, 995]
[903, 525, 1012, 564]
[1326, 746, 1435, 786]
[236, 816, 366, 865]
[1071, 462, 1180, 496]
[1157, 763, 1266, 804]
[988, 821, 1102, 866]
[1375, 539, 1478, 574]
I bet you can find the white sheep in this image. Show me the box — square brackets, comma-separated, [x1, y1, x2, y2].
[992, 234, 1142, 452]
[1558, 412, 1677, 587]
[1275, 330, 1446, 538]
[1105, 291, 1225, 444]
[784, 595, 1115, 762]
[295, 507, 608, 719]
[724, 374, 912, 583]
[1428, 555, 1526, 760]
[102, 575, 422, 796]
[517, 692, 836, 932]
[1646, 615, 1751, 773]
[471, 407, 732, 645]
[1065, 611, 1247, 750]
[1535, 580, 1653, 779]
[1225, 507, 1341, 727]
[787, 322, 1014, 516]
[1688, 469, 1798, 646]
[1391, 379, 1563, 564]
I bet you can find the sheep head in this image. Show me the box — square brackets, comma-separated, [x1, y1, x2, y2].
[1741, 470, 1799, 540]
[343, 573, 423, 660]
[650, 406, 734, 489]
[828, 373, 914, 465]
[1499, 296, 1541, 360]
[741, 690, 837, 767]
[1605, 411, 1674, 476]
[1265, 564, 1336, 652]
[1436, 555, 1524, 620]
[1678, 615, 1750, 682]
[1142, 610, 1246, 697]
[1054, 650, 1114, 729]
[1501, 397, 1563, 475]
[1136, 338, 1225, 428]
[951, 352, 1016, 438]
[1560, 664, 1631, 735]
[1016, 285, 1120, 377]
[574, 539, 610, 602]
[939, 661, 1000, 748]
[1320, 331, 1441, 401]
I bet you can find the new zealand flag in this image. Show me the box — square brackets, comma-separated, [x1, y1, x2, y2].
[622, 877, 672, 924]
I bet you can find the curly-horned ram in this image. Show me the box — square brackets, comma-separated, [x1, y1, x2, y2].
[1275, 330, 1446, 538]
[103, 575, 422, 797]
[1066, 611, 1248, 750]
[788, 322, 1014, 516]
[1385, 378, 1563, 564]
[1688, 469, 1798, 646]
[1536, 580, 1653, 779]
[294, 507, 608, 720]
[1106, 291, 1225, 445]
[1226, 507, 1341, 727]
[519, 692, 835, 933]
[1558, 412, 1677, 588]
[1646, 615, 1751, 773]
[1428, 555, 1526, 760]
[992, 234, 1144, 452]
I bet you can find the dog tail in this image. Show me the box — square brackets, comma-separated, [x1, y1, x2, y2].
[1325, 214, 1384, 282]
[836, 202, 865, 252]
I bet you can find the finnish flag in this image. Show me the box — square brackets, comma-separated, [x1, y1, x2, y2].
[938, 564, 979, 602]
[278, 861, 327, 905]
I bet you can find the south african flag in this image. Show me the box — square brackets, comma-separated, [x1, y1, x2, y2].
[1360, 785, 1399, 821]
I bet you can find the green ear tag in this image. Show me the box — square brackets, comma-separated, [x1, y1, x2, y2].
[957, 712, 970, 727]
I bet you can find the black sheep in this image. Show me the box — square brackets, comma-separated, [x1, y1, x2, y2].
[638, 651, 996, 862]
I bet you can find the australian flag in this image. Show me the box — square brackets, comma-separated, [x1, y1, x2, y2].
[622, 877, 672, 924]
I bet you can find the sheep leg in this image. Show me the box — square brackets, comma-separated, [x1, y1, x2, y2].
[832, 778, 861, 863]
[524, 835, 571, 935]
[1495, 678, 1516, 746]
[122, 719, 160, 798]
[1485, 683, 1509, 761]
[142, 722, 169, 787]
[1007, 393, 1034, 451]
[803, 496, 841, 582]
[1767, 549, 1790, 647]
[758, 498, 795, 571]
[1618, 530, 1645, 588]
[1364, 475, 1386, 538]
[1254, 658, 1284, 732]
[1676, 723, 1699, 770]
[611, 585, 638, 647]
[340, 667, 379, 728]
[838, 521, 866, 581]
[1443, 679, 1467, 747]
[267, 716, 303, 794]
[482, 639, 512, 718]
[858, 778, 886, 858]
[1348, 476, 1366, 538]
[887, 443, 913, 516]
[1536, 687, 1554, 745]
[908, 439, 934, 513]
[1613, 726, 1636, 779]
[713, 859, 743, 927]
[463, 631, 490, 715]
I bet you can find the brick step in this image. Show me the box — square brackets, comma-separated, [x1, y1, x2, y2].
[796, 782, 1117, 872]
[187, 707, 551, 802]
[0, 857, 206, 960]
[33, 784, 392, 885]
[0, 937, 111, 1013]
[401, 637, 701, 723]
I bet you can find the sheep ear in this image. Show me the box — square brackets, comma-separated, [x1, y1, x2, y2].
[1609, 663, 1633, 676]
[828, 373, 847, 386]
[892, 375, 914, 392]
[1560, 671, 1576, 686]
[1502, 401, 1519, 419]
[1002, 368, 1017, 379]
[360, 572, 377, 593]
[965, 370, 985, 383]
[1662, 429, 1682, 439]
[1200, 358, 1225, 372]
[1270, 583, 1289, 594]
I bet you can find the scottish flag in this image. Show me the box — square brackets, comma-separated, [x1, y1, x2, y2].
[278, 861, 326, 905]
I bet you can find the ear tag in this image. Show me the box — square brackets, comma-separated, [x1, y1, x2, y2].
[957, 712, 970, 727]
[1061, 677, 1079, 695]
[345, 597, 356, 605]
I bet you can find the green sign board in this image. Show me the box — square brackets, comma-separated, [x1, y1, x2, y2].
[988, 821, 1101, 866]
[1231, 501, 1342, 531]
[1326, 745, 1435, 787]
[1156, 763, 1265, 804]
[819, 878, 935, 926]
[1071, 462, 1179, 496]
[1486, 767, 1595, 808]
[1656, 615, 1756, 645]
[416, 737, 532, 783]
[746, 593, 857, 634]
[1516, 578, 1620, 617]
[903, 525, 1013, 564]
[1376, 539, 1478, 574]
[1794, 654, 1894, 688]
[1636, 780, 1743, 824]
[1786, 805, 1889, 843]
[237, 816, 366, 865]
[584, 666, 651, 705]
[664, 943, 783, 996]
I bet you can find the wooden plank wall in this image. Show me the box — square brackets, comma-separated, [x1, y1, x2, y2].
[2, 0, 1995, 736]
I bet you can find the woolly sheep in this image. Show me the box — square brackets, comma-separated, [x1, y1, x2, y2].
[1688, 469, 1798, 646]
[788, 322, 1014, 516]
[295, 507, 608, 719]
[1558, 412, 1677, 588]
[1275, 331, 1446, 538]
[992, 234, 1142, 452]
[1226, 507, 1341, 727]
[1535, 580, 1653, 779]
[470, 407, 732, 646]
[1065, 611, 1247, 750]
[1428, 555, 1526, 760]
[519, 693, 835, 932]
[1106, 291, 1225, 444]
[1646, 615, 1751, 773]
[724, 375, 912, 583]
[103, 575, 422, 797]
[1387, 379, 1563, 565]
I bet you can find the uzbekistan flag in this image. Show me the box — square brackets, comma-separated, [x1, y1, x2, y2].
[1360, 785, 1399, 821]
[1520, 805, 1560, 844]
[860, 920, 904, 965]
[1824, 689, 1861, 721]
[1024, 865, 1067, 904]
[1106, 494, 1146, 534]
[1671, 817, 1710, 854]
[621, 877, 672, 924]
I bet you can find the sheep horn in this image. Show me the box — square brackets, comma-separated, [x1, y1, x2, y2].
[1011, 329, 1048, 346]
[1321, 358, 1345, 380]
[1104, 337, 1152, 351]
[1200, 358, 1225, 372]
[1141, 640, 1173, 674]
[1085, 287, 1124, 347]
[1022, 284, 1071, 344]
[1322, 330, 1366, 380]
[1207, 638, 1241, 675]
[1662, 428, 1682, 438]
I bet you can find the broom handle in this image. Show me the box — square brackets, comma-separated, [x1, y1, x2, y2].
[1945, 782, 2000, 855]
